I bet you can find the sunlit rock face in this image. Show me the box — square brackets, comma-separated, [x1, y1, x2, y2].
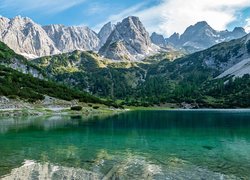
[0, 16, 100, 59]
[99, 16, 159, 61]
[0, 16, 60, 58]
[98, 22, 115, 47]
[43, 25, 101, 52]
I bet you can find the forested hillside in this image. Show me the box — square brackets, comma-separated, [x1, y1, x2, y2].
[32, 34, 250, 108]
[0, 42, 118, 107]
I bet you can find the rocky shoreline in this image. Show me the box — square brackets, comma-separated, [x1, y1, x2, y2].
[0, 96, 124, 117]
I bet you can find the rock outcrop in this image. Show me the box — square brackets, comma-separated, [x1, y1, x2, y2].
[43, 24, 100, 52]
[0, 16, 59, 58]
[98, 22, 115, 46]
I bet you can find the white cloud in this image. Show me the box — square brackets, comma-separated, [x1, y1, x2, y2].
[245, 18, 250, 33]
[99, 0, 250, 37]
[0, 0, 86, 14]
[93, 2, 147, 32]
[86, 3, 109, 15]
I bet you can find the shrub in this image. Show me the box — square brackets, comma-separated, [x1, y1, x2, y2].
[70, 106, 83, 111]
[7, 95, 18, 99]
[93, 106, 100, 109]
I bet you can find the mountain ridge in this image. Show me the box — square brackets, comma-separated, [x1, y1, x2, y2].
[151, 21, 247, 53]
[1, 15, 247, 61]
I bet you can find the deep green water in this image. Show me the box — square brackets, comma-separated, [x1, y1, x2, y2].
[0, 110, 250, 179]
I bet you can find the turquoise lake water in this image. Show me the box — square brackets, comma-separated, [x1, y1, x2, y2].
[0, 110, 250, 179]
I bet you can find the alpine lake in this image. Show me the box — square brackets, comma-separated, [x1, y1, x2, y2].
[0, 110, 250, 179]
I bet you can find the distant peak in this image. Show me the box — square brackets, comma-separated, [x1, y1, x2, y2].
[105, 21, 112, 26]
[13, 15, 28, 20]
[126, 16, 140, 20]
[233, 27, 246, 33]
[169, 32, 180, 38]
[119, 16, 144, 31]
[122, 16, 141, 23]
[102, 21, 114, 28]
[0, 16, 9, 21]
[11, 15, 33, 23]
[194, 21, 210, 28]
[183, 21, 213, 34]
[14, 15, 22, 19]
[196, 21, 208, 25]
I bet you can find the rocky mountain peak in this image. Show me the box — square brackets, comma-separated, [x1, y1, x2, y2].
[181, 21, 215, 39]
[233, 27, 245, 33]
[98, 22, 115, 46]
[10, 16, 35, 27]
[99, 16, 158, 61]
[166, 32, 180, 46]
[0, 15, 59, 58]
[232, 27, 246, 38]
[165, 21, 247, 52]
[117, 16, 151, 46]
[0, 15, 102, 58]
[0, 16, 10, 23]
[150, 32, 166, 47]
[0, 16, 10, 30]
[193, 21, 210, 28]
[121, 16, 142, 28]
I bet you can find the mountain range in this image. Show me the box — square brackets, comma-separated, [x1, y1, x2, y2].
[151, 21, 247, 53]
[0, 15, 247, 61]
[0, 15, 250, 108]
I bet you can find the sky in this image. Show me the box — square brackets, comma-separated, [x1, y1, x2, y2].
[0, 0, 250, 37]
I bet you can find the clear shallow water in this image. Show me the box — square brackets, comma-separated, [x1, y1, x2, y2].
[0, 110, 250, 179]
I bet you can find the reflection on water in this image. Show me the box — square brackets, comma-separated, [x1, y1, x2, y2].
[0, 110, 250, 179]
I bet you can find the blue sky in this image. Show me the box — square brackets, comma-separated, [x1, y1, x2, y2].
[0, 0, 250, 36]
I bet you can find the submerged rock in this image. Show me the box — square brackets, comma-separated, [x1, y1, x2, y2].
[202, 145, 215, 150]
[2, 160, 101, 180]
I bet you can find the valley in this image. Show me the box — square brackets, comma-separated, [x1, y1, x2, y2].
[0, 15, 250, 109]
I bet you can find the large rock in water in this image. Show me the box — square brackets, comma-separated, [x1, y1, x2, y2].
[0, 16, 60, 58]
[99, 16, 159, 61]
[43, 24, 101, 52]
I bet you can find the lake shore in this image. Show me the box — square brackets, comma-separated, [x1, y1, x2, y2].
[1, 110, 250, 179]
[1, 95, 249, 117]
[0, 96, 125, 117]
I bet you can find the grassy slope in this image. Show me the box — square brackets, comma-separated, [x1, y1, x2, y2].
[0, 42, 42, 72]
